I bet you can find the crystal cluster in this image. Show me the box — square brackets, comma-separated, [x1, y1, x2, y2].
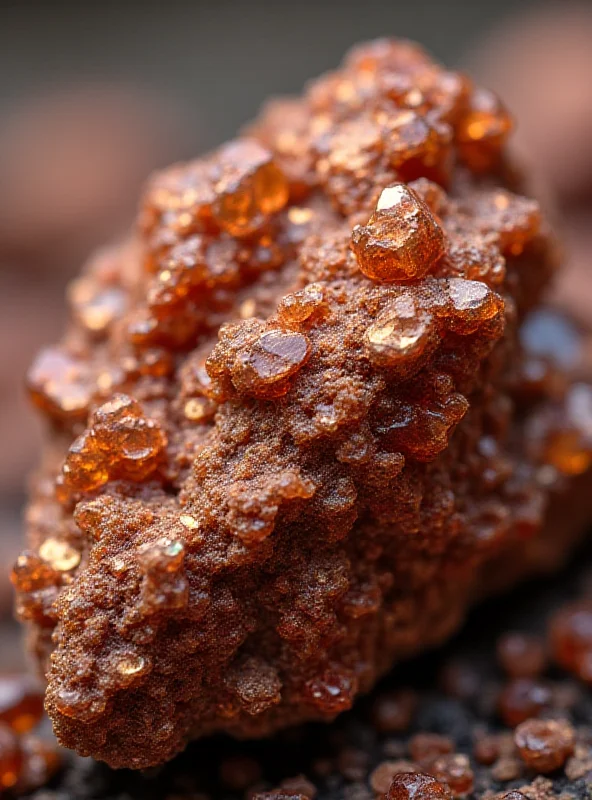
[14, 39, 592, 769]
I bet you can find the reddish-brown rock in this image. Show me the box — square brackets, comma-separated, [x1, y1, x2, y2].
[14, 39, 592, 769]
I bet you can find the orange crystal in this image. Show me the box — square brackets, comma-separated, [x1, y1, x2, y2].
[387, 772, 453, 800]
[457, 88, 513, 174]
[211, 140, 289, 236]
[0, 723, 23, 789]
[0, 677, 44, 735]
[351, 184, 445, 282]
[514, 719, 575, 773]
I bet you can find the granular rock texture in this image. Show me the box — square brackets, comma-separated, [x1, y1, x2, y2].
[14, 39, 592, 768]
[15, 553, 592, 800]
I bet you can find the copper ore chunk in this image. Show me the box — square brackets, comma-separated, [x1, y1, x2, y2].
[14, 38, 592, 769]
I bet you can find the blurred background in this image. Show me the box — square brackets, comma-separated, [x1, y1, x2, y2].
[0, 0, 590, 668]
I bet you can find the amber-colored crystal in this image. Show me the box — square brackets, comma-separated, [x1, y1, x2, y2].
[473, 735, 500, 766]
[211, 140, 289, 236]
[232, 329, 311, 397]
[365, 295, 437, 372]
[207, 323, 311, 400]
[445, 278, 503, 333]
[59, 394, 166, 501]
[351, 185, 445, 282]
[10, 553, 57, 595]
[60, 432, 109, 496]
[277, 284, 326, 326]
[457, 88, 513, 174]
[430, 754, 474, 797]
[383, 110, 452, 185]
[304, 669, 357, 714]
[0, 677, 44, 735]
[69, 278, 126, 337]
[0, 723, 23, 789]
[514, 719, 575, 773]
[183, 397, 215, 423]
[497, 632, 547, 679]
[549, 601, 592, 681]
[39, 538, 81, 573]
[27, 347, 93, 422]
[387, 772, 453, 800]
[542, 385, 592, 476]
[498, 678, 552, 727]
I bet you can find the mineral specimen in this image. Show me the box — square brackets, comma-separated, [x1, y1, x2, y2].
[14, 39, 592, 769]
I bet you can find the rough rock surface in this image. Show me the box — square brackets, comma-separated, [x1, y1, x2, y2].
[14, 39, 592, 768]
